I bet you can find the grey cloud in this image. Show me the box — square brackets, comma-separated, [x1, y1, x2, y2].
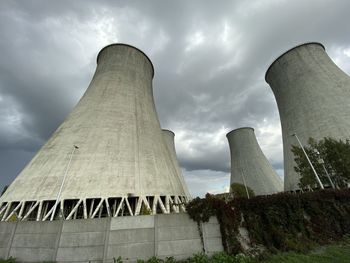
[1, 0, 350, 196]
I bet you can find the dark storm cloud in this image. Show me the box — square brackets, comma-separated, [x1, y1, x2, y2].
[1, 0, 350, 196]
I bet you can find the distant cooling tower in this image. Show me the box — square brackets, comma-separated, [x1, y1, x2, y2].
[0, 44, 190, 222]
[266, 42, 350, 191]
[226, 127, 283, 195]
[162, 129, 191, 198]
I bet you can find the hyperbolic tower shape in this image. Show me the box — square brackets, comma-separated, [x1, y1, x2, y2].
[226, 127, 283, 195]
[265, 42, 350, 191]
[162, 129, 191, 198]
[0, 44, 190, 221]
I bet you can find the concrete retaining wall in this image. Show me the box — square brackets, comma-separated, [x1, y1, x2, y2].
[0, 214, 223, 263]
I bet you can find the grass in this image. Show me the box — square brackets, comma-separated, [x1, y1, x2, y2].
[1, 242, 349, 263]
[261, 242, 350, 263]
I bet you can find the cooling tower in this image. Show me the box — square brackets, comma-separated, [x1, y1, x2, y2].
[162, 129, 191, 198]
[0, 44, 189, 222]
[226, 127, 283, 195]
[265, 42, 350, 191]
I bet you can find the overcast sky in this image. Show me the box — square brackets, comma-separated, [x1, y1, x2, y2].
[1, 0, 350, 197]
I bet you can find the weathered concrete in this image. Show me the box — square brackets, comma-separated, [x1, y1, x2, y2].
[0, 221, 16, 259]
[57, 218, 109, 263]
[107, 216, 155, 262]
[0, 213, 223, 262]
[202, 217, 223, 255]
[266, 43, 350, 191]
[156, 213, 204, 260]
[226, 127, 283, 195]
[0, 43, 190, 220]
[162, 129, 191, 198]
[7, 221, 61, 262]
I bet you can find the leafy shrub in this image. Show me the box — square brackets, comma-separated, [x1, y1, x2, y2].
[230, 183, 255, 199]
[113, 257, 123, 263]
[136, 252, 256, 263]
[0, 258, 17, 263]
[186, 189, 350, 255]
[292, 137, 350, 189]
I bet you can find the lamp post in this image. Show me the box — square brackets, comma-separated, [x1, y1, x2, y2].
[50, 145, 79, 221]
[239, 167, 250, 199]
[291, 134, 324, 190]
[314, 149, 335, 189]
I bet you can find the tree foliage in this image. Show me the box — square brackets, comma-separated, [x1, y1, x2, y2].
[291, 137, 350, 189]
[186, 189, 350, 255]
[230, 183, 255, 198]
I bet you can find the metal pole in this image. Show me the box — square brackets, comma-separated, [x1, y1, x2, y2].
[240, 168, 250, 199]
[314, 149, 335, 189]
[322, 163, 335, 189]
[291, 134, 324, 189]
[50, 145, 79, 221]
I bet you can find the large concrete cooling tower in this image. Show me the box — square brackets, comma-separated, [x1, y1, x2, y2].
[0, 44, 190, 222]
[265, 42, 350, 191]
[162, 129, 191, 198]
[226, 127, 283, 195]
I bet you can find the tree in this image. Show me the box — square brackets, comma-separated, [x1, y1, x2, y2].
[230, 183, 255, 198]
[291, 137, 350, 189]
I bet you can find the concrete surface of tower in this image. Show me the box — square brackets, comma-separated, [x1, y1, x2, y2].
[0, 44, 190, 221]
[266, 42, 350, 191]
[226, 127, 283, 195]
[162, 129, 191, 198]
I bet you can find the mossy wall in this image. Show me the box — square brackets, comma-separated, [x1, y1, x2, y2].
[186, 189, 350, 254]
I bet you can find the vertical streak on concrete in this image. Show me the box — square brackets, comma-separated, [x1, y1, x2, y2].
[134, 79, 141, 195]
[154, 214, 158, 257]
[200, 222, 208, 254]
[52, 219, 64, 262]
[103, 217, 111, 263]
[5, 222, 17, 259]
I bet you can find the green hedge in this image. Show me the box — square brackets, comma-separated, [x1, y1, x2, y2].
[186, 189, 350, 254]
[0, 258, 16, 263]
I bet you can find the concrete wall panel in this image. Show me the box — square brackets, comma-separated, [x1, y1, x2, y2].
[11, 233, 57, 248]
[0, 248, 7, 259]
[107, 242, 154, 261]
[205, 238, 223, 253]
[62, 218, 108, 232]
[0, 222, 16, 233]
[158, 225, 200, 241]
[9, 247, 55, 262]
[110, 215, 154, 230]
[203, 223, 221, 238]
[157, 213, 197, 227]
[59, 232, 105, 247]
[56, 246, 104, 262]
[108, 228, 154, 245]
[5, 221, 59, 262]
[157, 239, 203, 256]
[15, 220, 61, 234]
[0, 223, 14, 259]
[0, 214, 223, 262]
[0, 233, 12, 248]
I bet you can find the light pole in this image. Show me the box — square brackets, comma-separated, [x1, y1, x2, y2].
[50, 145, 79, 221]
[314, 149, 335, 189]
[291, 134, 324, 190]
[239, 167, 250, 199]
